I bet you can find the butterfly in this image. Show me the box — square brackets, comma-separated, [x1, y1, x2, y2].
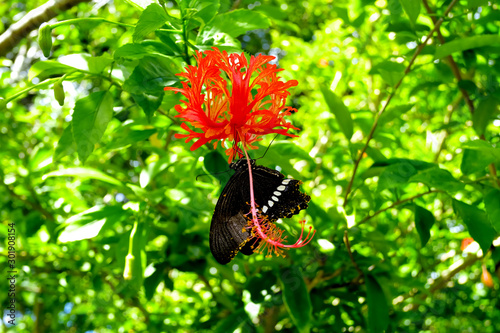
[209, 158, 311, 265]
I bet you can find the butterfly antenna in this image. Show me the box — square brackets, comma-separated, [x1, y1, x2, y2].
[196, 166, 233, 181]
[256, 134, 280, 161]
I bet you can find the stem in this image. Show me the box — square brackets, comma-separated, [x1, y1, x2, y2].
[5, 78, 59, 103]
[421, 0, 474, 113]
[179, 8, 191, 65]
[342, 0, 460, 208]
[343, 230, 363, 278]
[422, 0, 500, 188]
[356, 189, 441, 226]
[50, 17, 135, 29]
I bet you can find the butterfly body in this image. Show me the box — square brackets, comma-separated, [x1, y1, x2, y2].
[210, 159, 310, 265]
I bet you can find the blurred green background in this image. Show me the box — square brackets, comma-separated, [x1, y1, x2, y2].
[1, 0, 500, 332]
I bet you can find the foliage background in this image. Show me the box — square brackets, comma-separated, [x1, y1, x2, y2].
[1, 0, 500, 332]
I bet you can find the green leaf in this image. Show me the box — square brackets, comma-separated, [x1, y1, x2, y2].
[460, 141, 500, 175]
[131, 93, 163, 121]
[130, 220, 148, 288]
[28, 61, 73, 81]
[461, 140, 500, 159]
[387, 0, 403, 19]
[370, 158, 435, 171]
[144, 263, 167, 300]
[484, 189, 500, 233]
[365, 146, 387, 162]
[269, 141, 315, 163]
[461, 148, 497, 175]
[115, 41, 178, 62]
[123, 56, 179, 95]
[54, 123, 76, 161]
[156, 31, 183, 55]
[214, 307, 252, 333]
[398, 0, 420, 26]
[379, 104, 415, 124]
[133, 3, 168, 42]
[123, 0, 156, 10]
[199, 9, 270, 40]
[190, 0, 220, 25]
[204, 151, 231, 185]
[377, 161, 417, 190]
[72, 91, 114, 163]
[263, 142, 313, 179]
[43, 167, 123, 186]
[369, 61, 406, 87]
[414, 205, 435, 247]
[452, 199, 496, 253]
[59, 218, 106, 243]
[473, 96, 499, 136]
[319, 86, 353, 140]
[114, 44, 152, 60]
[58, 206, 128, 242]
[59, 53, 113, 74]
[435, 35, 500, 59]
[280, 266, 312, 333]
[107, 128, 157, 150]
[409, 167, 464, 192]
[365, 274, 389, 333]
[467, 0, 489, 7]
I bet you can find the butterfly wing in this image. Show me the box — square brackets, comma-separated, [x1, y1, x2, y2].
[210, 167, 253, 265]
[252, 165, 311, 221]
[210, 160, 311, 265]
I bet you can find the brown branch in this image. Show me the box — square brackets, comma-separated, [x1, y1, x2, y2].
[422, 0, 500, 188]
[433, 95, 461, 162]
[0, 0, 91, 57]
[342, 0, 460, 208]
[344, 229, 364, 278]
[429, 253, 482, 293]
[356, 190, 441, 226]
[394, 252, 482, 312]
[421, 0, 474, 113]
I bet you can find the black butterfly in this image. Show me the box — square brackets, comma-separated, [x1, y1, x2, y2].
[210, 158, 311, 265]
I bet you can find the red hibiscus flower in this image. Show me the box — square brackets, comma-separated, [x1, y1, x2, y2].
[165, 47, 299, 162]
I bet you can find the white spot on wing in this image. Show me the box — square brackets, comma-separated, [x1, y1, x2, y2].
[268, 200, 274, 207]
[277, 185, 286, 191]
[274, 191, 281, 196]
[272, 196, 279, 202]
[282, 179, 291, 185]
[262, 206, 268, 213]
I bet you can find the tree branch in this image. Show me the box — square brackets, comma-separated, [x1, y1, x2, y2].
[421, 0, 474, 113]
[342, 0, 460, 208]
[357, 190, 441, 226]
[344, 229, 364, 279]
[0, 0, 91, 57]
[422, 0, 500, 188]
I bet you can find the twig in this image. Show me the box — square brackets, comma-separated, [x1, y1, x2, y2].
[422, 0, 500, 188]
[343, 229, 364, 278]
[433, 95, 461, 162]
[429, 253, 482, 293]
[421, 0, 474, 113]
[342, 0, 460, 208]
[356, 190, 440, 226]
